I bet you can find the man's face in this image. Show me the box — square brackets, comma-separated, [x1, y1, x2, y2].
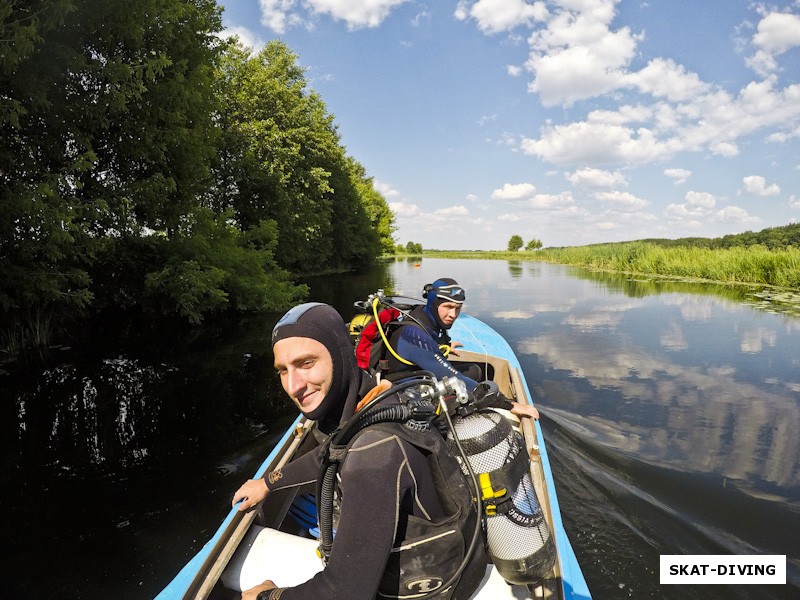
[437, 301, 462, 327]
[273, 336, 333, 415]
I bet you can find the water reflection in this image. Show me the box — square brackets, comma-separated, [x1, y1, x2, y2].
[475, 266, 800, 503]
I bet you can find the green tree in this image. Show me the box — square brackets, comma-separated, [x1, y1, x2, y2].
[525, 238, 543, 251]
[1, 0, 224, 345]
[210, 40, 385, 271]
[142, 209, 305, 323]
[507, 235, 524, 252]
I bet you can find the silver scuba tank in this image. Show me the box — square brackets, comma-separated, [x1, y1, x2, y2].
[447, 410, 556, 585]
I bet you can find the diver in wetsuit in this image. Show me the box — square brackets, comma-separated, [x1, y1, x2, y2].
[231, 302, 486, 600]
[381, 278, 539, 420]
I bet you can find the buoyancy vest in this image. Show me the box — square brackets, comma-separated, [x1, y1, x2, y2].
[324, 419, 487, 600]
[359, 305, 452, 378]
[354, 306, 403, 371]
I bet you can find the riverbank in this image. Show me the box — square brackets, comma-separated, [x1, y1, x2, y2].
[421, 242, 800, 290]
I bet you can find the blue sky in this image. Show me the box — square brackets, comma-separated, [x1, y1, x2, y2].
[218, 1, 800, 250]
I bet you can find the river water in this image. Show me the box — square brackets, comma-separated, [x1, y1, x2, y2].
[1, 258, 798, 599]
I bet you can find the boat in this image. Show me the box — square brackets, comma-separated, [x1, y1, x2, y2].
[155, 312, 592, 600]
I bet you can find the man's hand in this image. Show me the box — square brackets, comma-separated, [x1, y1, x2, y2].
[240, 579, 277, 600]
[448, 341, 463, 357]
[232, 478, 269, 511]
[510, 401, 540, 420]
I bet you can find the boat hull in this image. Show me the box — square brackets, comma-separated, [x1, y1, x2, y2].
[155, 314, 591, 600]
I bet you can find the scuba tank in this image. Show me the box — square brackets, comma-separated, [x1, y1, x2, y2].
[447, 409, 557, 585]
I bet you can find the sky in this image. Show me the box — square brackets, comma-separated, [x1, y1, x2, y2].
[218, 0, 800, 250]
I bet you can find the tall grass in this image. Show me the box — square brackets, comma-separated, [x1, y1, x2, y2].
[533, 242, 800, 288]
[425, 243, 800, 288]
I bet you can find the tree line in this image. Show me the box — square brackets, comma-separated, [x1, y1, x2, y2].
[1, 1, 395, 352]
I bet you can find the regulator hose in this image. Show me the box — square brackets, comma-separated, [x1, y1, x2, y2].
[316, 375, 485, 600]
[317, 377, 439, 561]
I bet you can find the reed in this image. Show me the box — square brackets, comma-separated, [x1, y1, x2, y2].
[425, 244, 800, 289]
[534, 243, 800, 288]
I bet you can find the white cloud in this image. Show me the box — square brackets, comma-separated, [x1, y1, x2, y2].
[521, 120, 667, 165]
[686, 191, 716, 209]
[715, 205, 760, 224]
[664, 168, 692, 185]
[789, 195, 800, 209]
[524, 0, 642, 107]
[593, 191, 649, 210]
[747, 11, 800, 76]
[434, 205, 470, 216]
[308, 0, 410, 29]
[465, 193, 481, 202]
[527, 191, 574, 209]
[258, 0, 410, 32]
[625, 58, 710, 102]
[220, 25, 266, 52]
[258, 0, 306, 33]
[498, 213, 521, 222]
[389, 201, 420, 217]
[491, 182, 537, 201]
[507, 65, 523, 77]
[455, 0, 548, 34]
[521, 78, 800, 166]
[596, 221, 618, 231]
[566, 167, 627, 190]
[376, 181, 402, 198]
[740, 175, 781, 196]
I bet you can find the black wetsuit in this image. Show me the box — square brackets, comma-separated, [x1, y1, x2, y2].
[260, 391, 484, 600]
[387, 305, 480, 391]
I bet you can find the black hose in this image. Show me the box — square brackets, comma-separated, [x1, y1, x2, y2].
[316, 375, 485, 600]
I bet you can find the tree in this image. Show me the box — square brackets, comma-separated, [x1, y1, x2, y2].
[507, 235, 524, 252]
[210, 40, 392, 271]
[405, 241, 422, 254]
[1, 0, 224, 344]
[525, 238, 542, 251]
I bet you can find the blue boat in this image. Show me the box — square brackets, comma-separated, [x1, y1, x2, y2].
[155, 313, 592, 600]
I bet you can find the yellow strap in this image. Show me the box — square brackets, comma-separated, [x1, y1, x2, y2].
[478, 472, 506, 516]
[372, 297, 413, 366]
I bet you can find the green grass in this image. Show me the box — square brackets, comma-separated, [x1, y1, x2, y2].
[422, 243, 800, 290]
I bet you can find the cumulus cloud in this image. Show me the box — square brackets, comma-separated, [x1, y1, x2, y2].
[664, 168, 692, 185]
[686, 191, 716, 209]
[566, 167, 627, 190]
[455, 1, 800, 170]
[498, 213, 522, 222]
[258, 0, 410, 33]
[376, 181, 402, 198]
[434, 205, 470, 216]
[625, 58, 710, 102]
[455, 0, 548, 34]
[527, 191, 574, 209]
[593, 191, 649, 210]
[389, 201, 420, 217]
[523, 0, 642, 107]
[507, 65, 523, 77]
[521, 78, 800, 166]
[220, 25, 266, 52]
[747, 11, 800, 76]
[715, 205, 760, 225]
[740, 175, 781, 196]
[491, 182, 537, 201]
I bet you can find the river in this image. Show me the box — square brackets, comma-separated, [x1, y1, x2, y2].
[1, 258, 798, 599]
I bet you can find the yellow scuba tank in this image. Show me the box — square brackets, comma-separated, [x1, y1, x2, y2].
[447, 410, 556, 584]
